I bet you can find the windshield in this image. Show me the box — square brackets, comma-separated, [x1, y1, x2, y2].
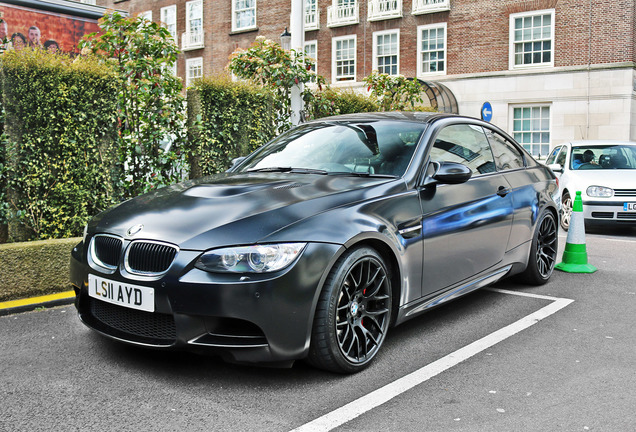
[235, 120, 427, 177]
[570, 145, 636, 170]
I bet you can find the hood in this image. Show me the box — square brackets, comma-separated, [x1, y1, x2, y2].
[566, 169, 636, 195]
[89, 172, 402, 250]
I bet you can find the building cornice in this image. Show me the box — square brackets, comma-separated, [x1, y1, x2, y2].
[434, 62, 636, 83]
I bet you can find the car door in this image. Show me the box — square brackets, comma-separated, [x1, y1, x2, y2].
[419, 123, 514, 296]
[484, 127, 537, 250]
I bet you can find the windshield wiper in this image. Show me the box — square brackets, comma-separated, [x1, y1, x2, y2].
[246, 167, 328, 175]
[290, 168, 328, 175]
[329, 171, 398, 178]
[247, 167, 293, 173]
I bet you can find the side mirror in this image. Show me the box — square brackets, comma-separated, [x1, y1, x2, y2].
[547, 163, 563, 173]
[424, 161, 473, 186]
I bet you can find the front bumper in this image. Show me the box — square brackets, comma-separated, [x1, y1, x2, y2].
[70, 241, 342, 365]
[583, 200, 636, 224]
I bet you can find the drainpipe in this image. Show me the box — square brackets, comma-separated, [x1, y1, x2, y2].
[290, 0, 305, 125]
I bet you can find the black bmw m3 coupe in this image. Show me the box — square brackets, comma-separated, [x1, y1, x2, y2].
[70, 112, 559, 373]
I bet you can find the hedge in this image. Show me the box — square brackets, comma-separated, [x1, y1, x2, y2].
[1, 49, 119, 242]
[187, 76, 278, 177]
[0, 237, 80, 301]
[312, 88, 379, 119]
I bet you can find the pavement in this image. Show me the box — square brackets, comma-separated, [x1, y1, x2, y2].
[0, 290, 76, 317]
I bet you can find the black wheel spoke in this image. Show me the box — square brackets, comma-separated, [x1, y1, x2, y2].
[364, 274, 386, 298]
[359, 324, 380, 348]
[361, 314, 384, 334]
[363, 307, 389, 318]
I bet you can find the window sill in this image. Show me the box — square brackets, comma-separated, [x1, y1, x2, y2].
[509, 63, 554, 72]
[230, 26, 259, 36]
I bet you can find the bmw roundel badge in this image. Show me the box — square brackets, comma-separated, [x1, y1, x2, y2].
[127, 224, 144, 236]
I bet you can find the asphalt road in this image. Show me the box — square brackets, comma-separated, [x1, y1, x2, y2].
[1, 226, 635, 432]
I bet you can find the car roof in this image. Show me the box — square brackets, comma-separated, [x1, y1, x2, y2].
[561, 140, 636, 147]
[310, 111, 453, 124]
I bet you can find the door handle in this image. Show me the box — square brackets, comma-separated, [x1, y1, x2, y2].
[497, 186, 511, 197]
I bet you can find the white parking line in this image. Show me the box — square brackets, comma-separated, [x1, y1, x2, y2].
[606, 237, 636, 243]
[290, 290, 574, 432]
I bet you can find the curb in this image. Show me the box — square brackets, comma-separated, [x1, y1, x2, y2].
[0, 291, 76, 317]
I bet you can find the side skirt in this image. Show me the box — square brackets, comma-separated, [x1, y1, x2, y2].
[397, 265, 512, 324]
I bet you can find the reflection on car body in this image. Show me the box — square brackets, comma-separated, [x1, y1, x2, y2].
[70, 112, 559, 373]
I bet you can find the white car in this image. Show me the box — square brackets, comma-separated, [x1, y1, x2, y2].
[546, 140, 636, 230]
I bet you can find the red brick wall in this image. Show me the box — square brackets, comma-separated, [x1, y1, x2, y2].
[97, 0, 636, 82]
[0, 2, 100, 54]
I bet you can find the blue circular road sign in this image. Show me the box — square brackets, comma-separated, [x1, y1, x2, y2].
[481, 102, 493, 122]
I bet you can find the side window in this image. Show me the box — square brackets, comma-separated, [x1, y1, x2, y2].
[545, 145, 562, 165]
[485, 129, 525, 171]
[555, 147, 567, 167]
[431, 124, 496, 175]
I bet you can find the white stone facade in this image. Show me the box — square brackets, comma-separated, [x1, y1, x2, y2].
[439, 64, 636, 157]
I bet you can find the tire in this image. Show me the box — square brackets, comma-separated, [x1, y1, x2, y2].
[560, 191, 572, 231]
[307, 247, 392, 374]
[518, 210, 558, 285]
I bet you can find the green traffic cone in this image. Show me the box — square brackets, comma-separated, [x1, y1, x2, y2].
[555, 191, 597, 273]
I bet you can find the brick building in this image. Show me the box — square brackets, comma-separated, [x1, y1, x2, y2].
[96, 0, 636, 157]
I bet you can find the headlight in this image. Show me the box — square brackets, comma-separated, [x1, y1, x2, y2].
[195, 243, 307, 273]
[82, 223, 89, 243]
[586, 186, 613, 198]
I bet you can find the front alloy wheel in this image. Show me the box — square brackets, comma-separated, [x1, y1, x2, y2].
[560, 192, 572, 231]
[308, 247, 392, 373]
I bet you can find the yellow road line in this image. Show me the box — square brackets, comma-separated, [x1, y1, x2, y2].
[0, 290, 76, 310]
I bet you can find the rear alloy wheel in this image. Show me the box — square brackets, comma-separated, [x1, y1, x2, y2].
[308, 247, 392, 374]
[560, 192, 572, 231]
[518, 210, 558, 285]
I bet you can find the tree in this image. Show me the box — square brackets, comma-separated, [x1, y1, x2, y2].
[79, 12, 186, 198]
[363, 71, 425, 111]
[227, 36, 328, 133]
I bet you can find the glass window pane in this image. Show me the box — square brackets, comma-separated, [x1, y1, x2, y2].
[513, 12, 553, 65]
[419, 25, 445, 74]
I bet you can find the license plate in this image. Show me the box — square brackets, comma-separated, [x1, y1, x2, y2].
[624, 202, 636, 211]
[88, 274, 155, 312]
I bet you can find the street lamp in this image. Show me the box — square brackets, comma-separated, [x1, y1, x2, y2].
[280, 27, 291, 50]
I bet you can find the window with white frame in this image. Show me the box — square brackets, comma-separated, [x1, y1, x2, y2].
[332, 36, 356, 83]
[305, 40, 317, 74]
[512, 105, 551, 158]
[373, 30, 399, 75]
[161, 5, 177, 41]
[233, 0, 257, 32]
[183, 0, 203, 49]
[417, 23, 446, 76]
[510, 9, 554, 69]
[186, 57, 203, 87]
[138, 10, 152, 22]
[305, 0, 319, 30]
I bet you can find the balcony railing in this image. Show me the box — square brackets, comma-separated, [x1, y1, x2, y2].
[305, 7, 320, 31]
[368, 0, 402, 21]
[327, 2, 359, 27]
[181, 31, 204, 51]
[412, 0, 450, 15]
